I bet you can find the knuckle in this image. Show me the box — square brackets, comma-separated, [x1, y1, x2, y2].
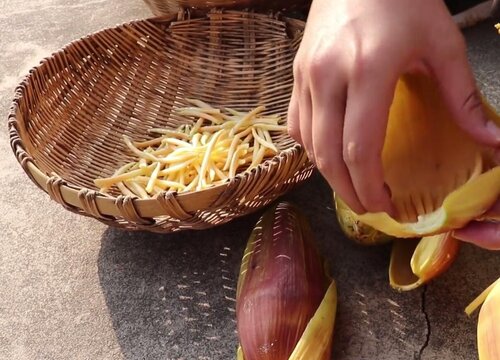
[351, 55, 367, 77]
[302, 38, 340, 82]
[343, 141, 369, 167]
[460, 89, 483, 115]
[314, 150, 337, 176]
[349, 39, 394, 80]
[307, 51, 331, 80]
[361, 193, 387, 213]
[349, 41, 379, 73]
[340, 195, 366, 215]
[351, 51, 378, 79]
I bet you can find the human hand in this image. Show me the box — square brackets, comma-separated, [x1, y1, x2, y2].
[453, 199, 500, 250]
[288, 0, 500, 216]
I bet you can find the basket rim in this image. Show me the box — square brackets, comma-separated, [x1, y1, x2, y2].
[8, 9, 308, 220]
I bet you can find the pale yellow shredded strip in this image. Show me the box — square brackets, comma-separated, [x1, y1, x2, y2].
[206, 169, 215, 184]
[158, 159, 195, 176]
[251, 117, 280, 125]
[134, 176, 186, 191]
[123, 135, 161, 163]
[465, 278, 500, 316]
[184, 174, 200, 192]
[190, 117, 205, 136]
[186, 98, 214, 109]
[147, 128, 189, 139]
[251, 145, 267, 168]
[212, 162, 228, 181]
[160, 180, 186, 190]
[116, 182, 136, 197]
[197, 130, 224, 191]
[255, 123, 287, 131]
[252, 134, 260, 164]
[241, 133, 253, 145]
[176, 109, 223, 124]
[179, 168, 186, 186]
[220, 113, 240, 122]
[229, 147, 245, 178]
[151, 186, 164, 195]
[224, 107, 244, 116]
[231, 105, 266, 135]
[178, 106, 221, 115]
[262, 127, 274, 143]
[133, 137, 164, 148]
[163, 152, 198, 164]
[165, 138, 192, 148]
[253, 127, 278, 153]
[151, 147, 172, 156]
[113, 162, 136, 176]
[126, 180, 149, 199]
[138, 157, 148, 169]
[224, 127, 253, 171]
[191, 133, 201, 147]
[201, 133, 210, 145]
[200, 121, 237, 132]
[95, 101, 286, 198]
[146, 162, 162, 193]
[94, 164, 155, 188]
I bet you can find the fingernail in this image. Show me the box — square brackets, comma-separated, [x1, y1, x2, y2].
[306, 151, 315, 164]
[453, 222, 500, 250]
[383, 183, 397, 217]
[452, 228, 467, 242]
[452, 224, 477, 243]
[486, 120, 500, 141]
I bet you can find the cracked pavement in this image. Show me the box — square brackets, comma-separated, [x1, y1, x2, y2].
[1, 1, 499, 359]
[416, 286, 431, 360]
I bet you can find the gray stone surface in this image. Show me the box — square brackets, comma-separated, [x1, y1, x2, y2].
[0, 1, 498, 359]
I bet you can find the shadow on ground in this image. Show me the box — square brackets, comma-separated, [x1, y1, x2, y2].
[96, 173, 338, 359]
[97, 212, 261, 359]
[96, 172, 446, 359]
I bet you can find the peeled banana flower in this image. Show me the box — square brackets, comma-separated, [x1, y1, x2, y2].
[466, 278, 500, 360]
[334, 193, 393, 245]
[236, 202, 337, 360]
[353, 74, 500, 237]
[389, 232, 460, 291]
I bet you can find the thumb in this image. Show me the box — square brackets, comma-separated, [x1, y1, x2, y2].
[430, 38, 500, 148]
[453, 200, 500, 250]
[453, 221, 500, 250]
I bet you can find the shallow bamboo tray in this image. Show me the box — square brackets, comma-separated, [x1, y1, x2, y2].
[9, 10, 313, 233]
[143, 0, 310, 16]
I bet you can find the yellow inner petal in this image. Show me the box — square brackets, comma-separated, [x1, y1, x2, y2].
[383, 74, 485, 222]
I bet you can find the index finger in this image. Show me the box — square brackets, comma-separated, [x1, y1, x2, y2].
[343, 68, 398, 215]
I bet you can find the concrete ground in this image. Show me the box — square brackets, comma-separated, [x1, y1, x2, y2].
[0, 1, 499, 359]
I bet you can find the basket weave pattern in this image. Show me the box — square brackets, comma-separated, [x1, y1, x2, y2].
[9, 10, 313, 232]
[143, 0, 311, 16]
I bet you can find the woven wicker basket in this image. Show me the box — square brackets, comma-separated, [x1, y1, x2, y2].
[9, 10, 313, 233]
[143, 0, 310, 16]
